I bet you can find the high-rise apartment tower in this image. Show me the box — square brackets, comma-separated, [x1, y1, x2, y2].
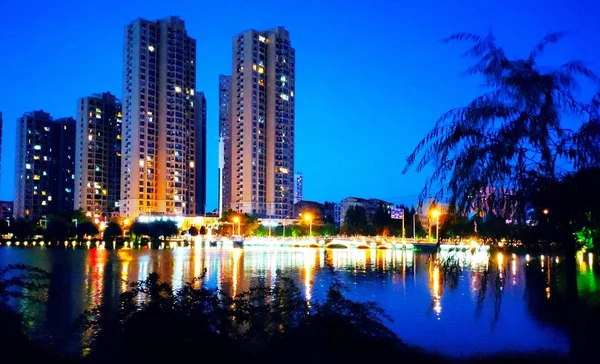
[75, 92, 122, 219]
[229, 27, 295, 218]
[120, 16, 202, 218]
[14, 111, 75, 219]
[218, 75, 232, 214]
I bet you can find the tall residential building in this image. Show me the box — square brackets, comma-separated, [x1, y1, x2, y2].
[195, 92, 207, 215]
[120, 16, 202, 218]
[294, 172, 302, 204]
[75, 92, 122, 219]
[218, 75, 232, 213]
[53, 117, 76, 213]
[230, 27, 295, 218]
[14, 111, 75, 219]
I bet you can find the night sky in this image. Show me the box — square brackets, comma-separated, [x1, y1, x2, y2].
[1, 0, 599, 210]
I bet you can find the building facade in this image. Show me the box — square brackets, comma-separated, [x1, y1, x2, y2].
[75, 92, 122, 219]
[294, 172, 302, 204]
[365, 198, 394, 218]
[229, 27, 295, 218]
[14, 111, 75, 219]
[195, 92, 207, 215]
[218, 75, 232, 213]
[339, 197, 368, 227]
[0, 201, 13, 220]
[322, 201, 337, 225]
[120, 16, 202, 218]
[293, 200, 322, 220]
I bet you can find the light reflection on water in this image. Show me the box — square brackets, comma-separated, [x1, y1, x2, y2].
[1, 246, 598, 356]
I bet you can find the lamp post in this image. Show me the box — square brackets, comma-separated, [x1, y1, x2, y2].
[233, 216, 240, 236]
[431, 210, 441, 242]
[413, 213, 416, 243]
[304, 213, 312, 237]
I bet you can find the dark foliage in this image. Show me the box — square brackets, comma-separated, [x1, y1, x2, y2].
[80, 272, 408, 364]
[102, 221, 123, 241]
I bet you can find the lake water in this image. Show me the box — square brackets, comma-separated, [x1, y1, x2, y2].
[1, 245, 597, 357]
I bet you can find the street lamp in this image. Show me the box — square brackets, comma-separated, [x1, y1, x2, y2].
[233, 216, 241, 236]
[431, 209, 441, 242]
[304, 213, 313, 237]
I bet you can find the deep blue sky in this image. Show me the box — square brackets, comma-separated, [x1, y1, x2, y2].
[1, 0, 599, 210]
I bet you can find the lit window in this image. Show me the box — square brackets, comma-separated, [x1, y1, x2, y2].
[33, 175, 40, 180]
[175, 86, 182, 93]
[190, 89, 194, 96]
[34, 145, 41, 150]
[280, 94, 289, 101]
[290, 91, 294, 97]
[258, 67, 264, 74]
[88, 135, 93, 141]
[253, 64, 257, 71]
[42, 201, 47, 206]
[44, 127, 50, 132]
[48, 196, 52, 201]
[25, 164, 31, 169]
[139, 159, 144, 167]
[148, 45, 155, 52]
[258, 35, 266, 42]
[280, 75, 287, 82]
[190, 161, 195, 168]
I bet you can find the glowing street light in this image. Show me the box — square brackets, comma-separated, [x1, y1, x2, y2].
[303, 213, 313, 236]
[431, 209, 441, 242]
[542, 209, 549, 215]
[233, 216, 241, 235]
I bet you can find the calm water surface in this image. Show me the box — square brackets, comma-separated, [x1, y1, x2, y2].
[1, 245, 598, 357]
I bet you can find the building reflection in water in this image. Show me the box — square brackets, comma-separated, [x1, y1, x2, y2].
[192, 246, 204, 288]
[231, 248, 243, 297]
[171, 247, 186, 292]
[5, 244, 593, 357]
[429, 263, 442, 317]
[117, 250, 132, 293]
[85, 248, 107, 310]
[303, 249, 317, 302]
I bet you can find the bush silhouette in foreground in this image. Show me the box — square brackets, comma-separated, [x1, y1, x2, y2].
[83, 272, 410, 364]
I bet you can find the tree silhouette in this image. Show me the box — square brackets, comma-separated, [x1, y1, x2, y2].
[405, 32, 600, 357]
[43, 215, 70, 241]
[103, 221, 123, 242]
[188, 226, 199, 236]
[76, 221, 98, 240]
[404, 32, 598, 223]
